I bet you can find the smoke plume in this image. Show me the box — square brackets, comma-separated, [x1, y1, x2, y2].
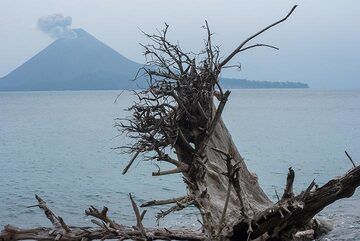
[37, 14, 77, 39]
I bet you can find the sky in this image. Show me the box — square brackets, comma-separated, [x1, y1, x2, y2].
[0, 0, 359, 89]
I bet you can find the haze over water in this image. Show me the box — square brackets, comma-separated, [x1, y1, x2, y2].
[0, 89, 359, 240]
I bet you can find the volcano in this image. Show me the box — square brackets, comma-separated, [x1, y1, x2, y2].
[0, 29, 144, 91]
[0, 28, 308, 91]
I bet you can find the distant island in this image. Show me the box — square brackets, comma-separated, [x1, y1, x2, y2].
[220, 78, 309, 89]
[0, 29, 308, 91]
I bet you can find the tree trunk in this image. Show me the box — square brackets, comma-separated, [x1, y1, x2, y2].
[180, 117, 272, 239]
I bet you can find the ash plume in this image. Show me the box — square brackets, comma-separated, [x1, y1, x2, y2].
[37, 14, 77, 39]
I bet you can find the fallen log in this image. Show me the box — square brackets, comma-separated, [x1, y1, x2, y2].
[0, 194, 205, 241]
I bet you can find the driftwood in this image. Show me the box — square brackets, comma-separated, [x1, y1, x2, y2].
[1, 194, 205, 241]
[1, 5, 360, 241]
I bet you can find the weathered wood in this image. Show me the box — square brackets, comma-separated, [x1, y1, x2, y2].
[181, 117, 272, 239]
[218, 5, 297, 68]
[282, 167, 295, 199]
[0, 224, 206, 241]
[122, 151, 140, 175]
[141, 196, 188, 207]
[345, 150, 356, 168]
[129, 193, 147, 238]
[231, 165, 360, 240]
[0, 196, 205, 241]
[156, 197, 195, 220]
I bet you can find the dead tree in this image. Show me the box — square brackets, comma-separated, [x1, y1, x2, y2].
[1, 5, 360, 241]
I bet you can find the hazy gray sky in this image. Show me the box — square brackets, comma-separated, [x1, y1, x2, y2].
[0, 0, 359, 89]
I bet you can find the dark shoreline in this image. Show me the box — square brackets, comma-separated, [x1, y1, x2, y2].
[220, 77, 309, 89]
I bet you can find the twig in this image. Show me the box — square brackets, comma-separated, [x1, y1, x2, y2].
[129, 193, 147, 238]
[282, 167, 295, 199]
[198, 91, 231, 155]
[141, 196, 188, 207]
[152, 167, 185, 176]
[238, 44, 279, 53]
[302, 179, 316, 200]
[122, 151, 140, 175]
[218, 5, 297, 68]
[219, 182, 232, 231]
[156, 197, 194, 220]
[345, 150, 356, 168]
[34, 195, 70, 232]
[58, 216, 71, 232]
[275, 190, 280, 202]
[85, 206, 122, 230]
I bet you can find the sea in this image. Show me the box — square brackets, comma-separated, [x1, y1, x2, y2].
[0, 89, 359, 240]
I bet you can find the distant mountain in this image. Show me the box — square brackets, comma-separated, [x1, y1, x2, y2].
[0, 29, 144, 91]
[220, 78, 309, 89]
[0, 29, 308, 91]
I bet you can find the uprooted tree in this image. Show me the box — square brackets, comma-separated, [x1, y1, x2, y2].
[1, 5, 360, 241]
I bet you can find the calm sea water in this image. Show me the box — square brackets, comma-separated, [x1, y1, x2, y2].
[0, 89, 359, 240]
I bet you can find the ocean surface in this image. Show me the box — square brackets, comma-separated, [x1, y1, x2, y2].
[0, 89, 359, 240]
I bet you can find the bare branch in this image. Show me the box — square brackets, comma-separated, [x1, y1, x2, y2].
[198, 90, 231, 155]
[152, 167, 186, 176]
[129, 193, 147, 238]
[218, 5, 297, 68]
[122, 151, 140, 175]
[141, 196, 188, 207]
[238, 44, 279, 53]
[345, 150, 356, 168]
[156, 197, 194, 220]
[282, 167, 295, 199]
[85, 206, 122, 230]
[33, 195, 71, 232]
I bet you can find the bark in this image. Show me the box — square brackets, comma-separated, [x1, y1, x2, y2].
[0, 195, 205, 241]
[180, 117, 272, 239]
[0, 225, 205, 241]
